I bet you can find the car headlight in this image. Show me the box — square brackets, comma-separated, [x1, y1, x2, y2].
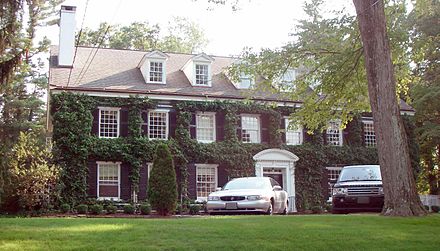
[208, 196, 220, 201]
[247, 195, 262, 201]
[378, 187, 384, 195]
[332, 187, 348, 196]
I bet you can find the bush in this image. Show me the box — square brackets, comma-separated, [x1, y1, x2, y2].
[123, 204, 135, 214]
[189, 204, 201, 215]
[424, 205, 430, 211]
[147, 144, 178, 216]
[76, 204, 88, 214]
[60, 204, 71, 213]
[106, 204, 117, 214]
[311, 206, 323, 214]
[431, 206, 439, 213]
[1, 132, 60, 213]
[89, 204, 103, 215]
[140, 203, 152, 215]
[324, 203, 332, 212]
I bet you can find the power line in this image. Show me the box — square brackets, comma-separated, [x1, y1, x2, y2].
[73, 0, 123, 86]
[66, 0, 90, 87]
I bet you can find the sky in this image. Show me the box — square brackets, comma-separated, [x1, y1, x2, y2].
[39, 0, 353, 57]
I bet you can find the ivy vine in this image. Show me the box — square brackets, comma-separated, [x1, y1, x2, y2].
[51, 92, 392, 210]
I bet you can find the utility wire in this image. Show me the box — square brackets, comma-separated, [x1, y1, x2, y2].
[73, 0, 123, 86]
[66, 0, 90, 87]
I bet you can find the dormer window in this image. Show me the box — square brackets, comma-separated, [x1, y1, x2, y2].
[182, 53, 214, 87]
[138, 51, 169, 85]
[149, 61, 163, 83]
[195, 64, 209, 85]
[237, 73, 254, 89]
[277, 68, 297, 92]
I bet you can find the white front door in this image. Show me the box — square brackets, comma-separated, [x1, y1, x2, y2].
[253, 149, 299, 212]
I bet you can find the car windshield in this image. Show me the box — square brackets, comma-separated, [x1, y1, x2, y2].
[223, 178, 271, 190]
[338, 166, 382, 182]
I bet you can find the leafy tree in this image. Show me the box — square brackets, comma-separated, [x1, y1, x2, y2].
[78, 22, 160, 50]
[223, 0, 425, 216]
[1, 132, 59, 212]
[353, 0, 425, 216]
[160, 17, 209, 53]
[410, 0, 440, 195]
[147, 144, 177, 216]
[77, 17, 208, 53]
[0, 0, 62, 89]
[0, 0, 63, 209]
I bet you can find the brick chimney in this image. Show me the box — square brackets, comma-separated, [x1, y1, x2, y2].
[58, 5, 76, 67]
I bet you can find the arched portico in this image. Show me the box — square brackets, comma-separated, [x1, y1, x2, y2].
[253, 149, 299, 212]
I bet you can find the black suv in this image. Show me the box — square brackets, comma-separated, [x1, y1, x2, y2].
[332, 165, 384, 214]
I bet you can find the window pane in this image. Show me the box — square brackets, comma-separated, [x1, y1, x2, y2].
[363, 121, 376, 147]
[285, 118, 302, 145]
[149, 61, 163, 82]
[241, 116, 260, 143]
[326, 121, 342, 146]
[195, 64, 209, 85]
[148, 111, 168, 139]
[196, 114, 215, 142]
[196, 166, 217, 199]
[99, 164, 119, 185]
[99, 109, 119, 138]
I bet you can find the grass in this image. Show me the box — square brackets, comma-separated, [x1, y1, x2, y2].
[0, 214, 439, 250]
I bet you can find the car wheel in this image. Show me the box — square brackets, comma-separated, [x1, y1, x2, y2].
[266, 200, 274, 215]
[282, 201, 288, 215]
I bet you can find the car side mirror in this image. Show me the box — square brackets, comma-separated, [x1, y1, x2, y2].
[216, 187, 222, 191]
[273, 185, 282, 191]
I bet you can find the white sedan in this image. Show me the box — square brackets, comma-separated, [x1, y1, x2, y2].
[206, 177, 289, 215]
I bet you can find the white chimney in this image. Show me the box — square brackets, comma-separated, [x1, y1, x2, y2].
[58, 5, 76, 67]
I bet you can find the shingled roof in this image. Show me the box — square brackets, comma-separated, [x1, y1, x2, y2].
[49, 46, 414, 111]
[49, 46, 294, 102]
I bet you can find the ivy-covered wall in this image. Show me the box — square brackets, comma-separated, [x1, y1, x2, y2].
[52, 92, 406, 210]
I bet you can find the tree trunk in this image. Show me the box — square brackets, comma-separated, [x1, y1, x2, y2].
[353, 0, 426, 216]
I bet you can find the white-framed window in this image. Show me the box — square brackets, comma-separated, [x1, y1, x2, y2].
[363, 120, 376, 147]
[237, 72, 254, 89]
[196, 112, 216, 143]
[99, 107, 120, 138]
[326, 166, 343, 198]
[195, 64, 209, 86]
[196, 164, 218, 201]
[285, 118, 303, 145]
[326, 120, 343, 146]
[241, 114, 261, 143]
[149, 61, 164, 83]
[148, 110, 169, 140]
[278, 69, 297, 92]
[97, 162, 121, 200]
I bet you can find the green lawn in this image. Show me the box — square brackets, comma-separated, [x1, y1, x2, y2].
[0, 214, 439, 251]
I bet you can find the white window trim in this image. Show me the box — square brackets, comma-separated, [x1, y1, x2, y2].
[98, 107, 120, 138]
[362, 119, 376, 147]
[284, 117, 303, 145]
[147, 59, 166, 84]
[241, 114, 261, 143]
[236, 72, 254, 89]
[147, 109, 169, 140]
[193, 62, 212, 87]
[195, 164, 218, 202]
[196, 112, 216, 143]
[326, 120, 343, 146]
[277, 68, 297, 92]
[97, 161, 121, 201]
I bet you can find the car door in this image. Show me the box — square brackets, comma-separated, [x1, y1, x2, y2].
[270, 178, 283, 212]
